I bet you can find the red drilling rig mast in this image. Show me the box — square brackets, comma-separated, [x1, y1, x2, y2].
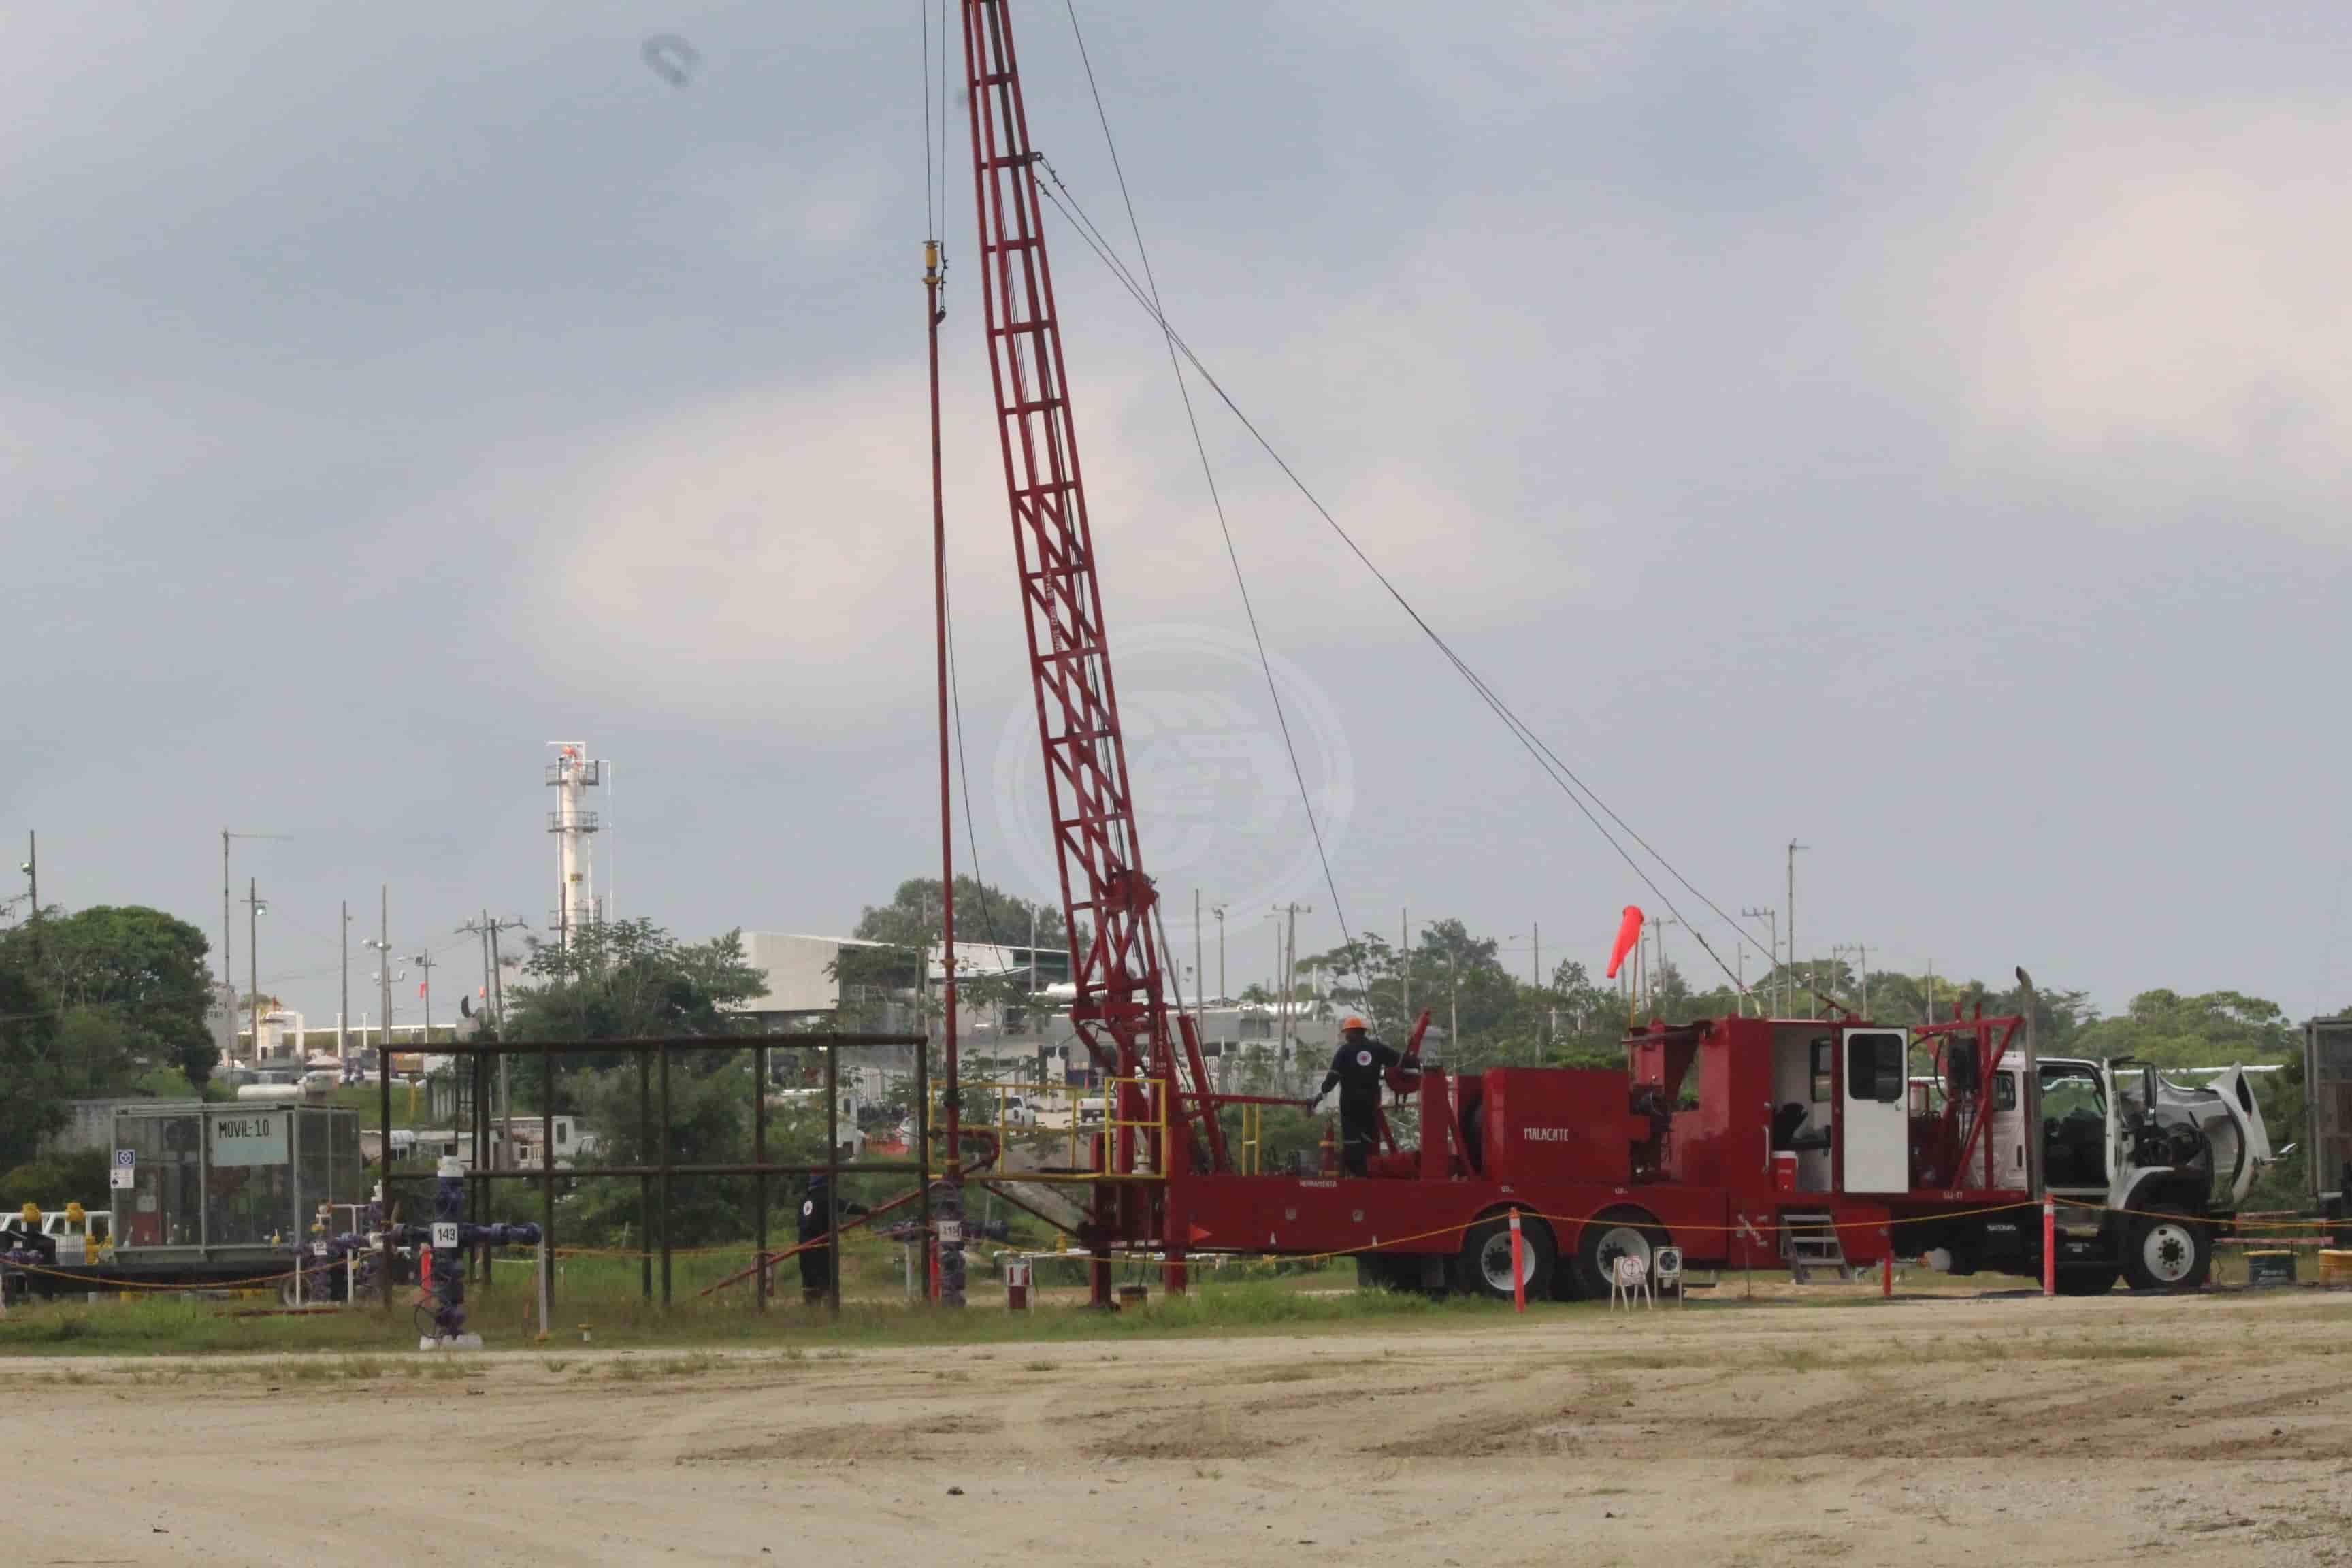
[956, 0, 1226, 1290]
[943, 5, 2233, 1311]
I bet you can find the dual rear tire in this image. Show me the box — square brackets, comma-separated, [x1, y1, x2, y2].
[1454, 1215, 1554, 1300]
[1448, 1207, 1671, 1301]
[1571, 1209, 1669, 1299]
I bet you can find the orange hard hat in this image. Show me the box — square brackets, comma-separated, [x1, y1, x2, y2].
[1341, 1015, 1367, 1031]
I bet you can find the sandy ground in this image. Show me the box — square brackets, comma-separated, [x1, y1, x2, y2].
[9, 1289, 2350, 1567]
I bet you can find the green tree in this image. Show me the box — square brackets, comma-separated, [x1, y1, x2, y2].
[1545, 959, 1628, 1065]
[9, 906, 218, 1085]
[2072, 989, 2298, 1068]
[489, 921, 777, 1246]
[1409, 920, 1523, 1066]
[501, 919, 765, 1043]
[853, 876, 1066, 952]
[1300, 934, 1407, 1034]
[0, 938, 69, 1168]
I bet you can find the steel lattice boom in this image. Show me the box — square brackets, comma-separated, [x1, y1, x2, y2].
[958, 2, 1168, 1100]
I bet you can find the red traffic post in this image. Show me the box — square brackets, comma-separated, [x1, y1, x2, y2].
[1881, 1244, 1893, 1299]
[2041, 1196, 2055, 1297]
[1509, 1207, 1526, 1313]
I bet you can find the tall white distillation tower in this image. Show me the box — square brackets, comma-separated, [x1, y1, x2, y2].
[546, 742, 602, 949]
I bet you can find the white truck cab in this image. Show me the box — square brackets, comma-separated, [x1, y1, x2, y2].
[1980, 1055, 2271, 1291]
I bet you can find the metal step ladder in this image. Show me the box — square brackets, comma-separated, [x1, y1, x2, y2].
[1780, 1212, 1855, 1283]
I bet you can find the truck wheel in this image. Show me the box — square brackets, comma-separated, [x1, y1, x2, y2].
[1574, 1208, 1669, 1298]
[1455, 1215, 1554, 1301]
[2122, 1208, 2211, 1292]
[2053, 1266, 2119, 1296]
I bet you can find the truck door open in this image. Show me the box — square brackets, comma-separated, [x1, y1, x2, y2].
[1840, 1029, 1909, 1192]
[2038, 1061, 2108, 1192]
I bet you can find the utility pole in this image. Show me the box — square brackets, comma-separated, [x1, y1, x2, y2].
[1212, 904, 1226, 1002]
[220, 830, 291, 1032]
[461, 913, 489, 1017]
[1850, 942, 1869, 1016]
[1532, 920, 1544, 1051]
[1448, 945, 1460, 1064]
[340, 901, 351, 1058]
[243, 879, 266, 1062]
[412, 949, 436, 1037]
[1650, 918, 1678, 1013]
[1399, 906, 1409, 1019]
[1194, 889, 1203, 1008]
[926, 233, 964, 1309]
[1271, 904, 1310, 1065]
[1743, 906, 1778, 1017]
[460, 913, 503, 1163]
[18, 832, 37, 976]
[376, 886, 391, 1310]
[487, 918, 524, 1027]
[366, 894, 393, 1063]
[1786, 840, 1809, 1017]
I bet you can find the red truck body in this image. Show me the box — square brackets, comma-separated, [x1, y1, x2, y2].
[1107, 1010, 2034, 1293]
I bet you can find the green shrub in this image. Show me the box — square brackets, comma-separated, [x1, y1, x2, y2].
[0, 1149, 111, 1215]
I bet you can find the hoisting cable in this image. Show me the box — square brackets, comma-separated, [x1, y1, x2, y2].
[1029, 161, 1759, 995]
[1058, 0, 1356, 967]
[919, 0, 934, 242]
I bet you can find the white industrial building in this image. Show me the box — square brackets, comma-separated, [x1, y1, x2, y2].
[736, 930, 1362, 1092]
[738, 933, 1068, 1025]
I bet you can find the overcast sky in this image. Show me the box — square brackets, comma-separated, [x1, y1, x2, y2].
[7, 3, 2349, 1029]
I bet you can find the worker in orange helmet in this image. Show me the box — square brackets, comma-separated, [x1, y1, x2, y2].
[1311, 1016, 1400, 1177]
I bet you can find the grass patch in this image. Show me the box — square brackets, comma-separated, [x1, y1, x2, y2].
[606, 1350, 724, 1382]
[0, 1247, 1476, 1360]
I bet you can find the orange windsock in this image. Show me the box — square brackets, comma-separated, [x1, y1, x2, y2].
[1605, 906, 1644, 979]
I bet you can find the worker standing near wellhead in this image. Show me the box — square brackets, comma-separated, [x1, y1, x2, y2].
[796, 1167, 867, 1305]
[1311, 1016, 1400, 1177]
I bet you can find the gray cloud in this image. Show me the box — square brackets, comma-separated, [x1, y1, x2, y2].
[7, 3, 2349, 1024]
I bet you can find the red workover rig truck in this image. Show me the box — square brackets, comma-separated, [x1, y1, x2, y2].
[950, 0, 2269, 1303]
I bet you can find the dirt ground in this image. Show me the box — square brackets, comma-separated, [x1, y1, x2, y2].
[10, 1288, 2349, 1567]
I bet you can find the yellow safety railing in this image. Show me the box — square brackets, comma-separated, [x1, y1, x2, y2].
[944, 1075, 1169, 1183]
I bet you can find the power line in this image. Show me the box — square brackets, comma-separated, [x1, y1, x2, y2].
[1028, 164, 1757, 994]
[1055, 0, 1354, 964]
